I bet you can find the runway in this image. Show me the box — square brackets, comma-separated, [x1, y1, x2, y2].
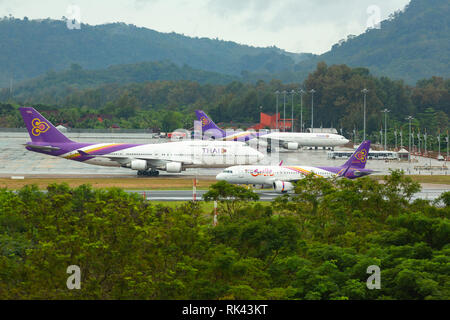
[127, 188, 449, 202]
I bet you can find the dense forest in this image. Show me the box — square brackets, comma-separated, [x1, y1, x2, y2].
[292, 0, 450, 84]
[1, 61, 238, 104]
[1, 63, 448, 150]
[0, 16, 309, 87]
[0, 172, 448, 299]
[11, 61, 238, 91]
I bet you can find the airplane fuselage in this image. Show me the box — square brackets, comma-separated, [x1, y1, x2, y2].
[258, 132, 349, 147]
[25, 140, 264, 171]
[218, 131, 349, 148]
[216, 165, 337, 186]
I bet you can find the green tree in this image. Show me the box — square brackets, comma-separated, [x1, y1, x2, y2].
[203, 181, 259, 219]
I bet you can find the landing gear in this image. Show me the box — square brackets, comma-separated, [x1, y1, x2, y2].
[137, 170, 160, 177]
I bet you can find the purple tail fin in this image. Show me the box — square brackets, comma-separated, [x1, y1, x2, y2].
[195, 110, 226, 136]
[19, 107, 73, 143]
[342, 140, 371, 169]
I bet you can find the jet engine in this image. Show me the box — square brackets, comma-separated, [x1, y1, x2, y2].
[282, 142, 299, 150]
[130, 159, 148, 171]
[165, 162, 183, 173]
[273, 181, 295, 193]
[256, 140, 268, 148]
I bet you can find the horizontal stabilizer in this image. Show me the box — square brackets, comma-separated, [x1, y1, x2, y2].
[338, 164, 352, 178]
[25, 144, 60, 151]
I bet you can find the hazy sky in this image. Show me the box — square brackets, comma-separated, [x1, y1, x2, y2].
[0, 0, 411, 54]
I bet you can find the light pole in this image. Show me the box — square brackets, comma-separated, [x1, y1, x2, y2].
[310, 89, 316, 133]
[362, 88, 369, 141]
[417, 130, 421, 154]
[299, 89, 305, 132]
[380, 127, 383, 146]
[381, 108, 390, 150]
[290, 90, 295, 132]
[438, 130, 441, 158]
[394, 128, 398, 150]
[406, 116, 414, 161]
[283, 90, 287, 132]
[428, 136, 432, 166]
[400, 130, 403, 148]
[446, 130, 449, 162]
[275, 91, 280, 131]
[424, 129, 427, 155]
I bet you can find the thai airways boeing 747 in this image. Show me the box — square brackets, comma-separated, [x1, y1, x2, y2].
[216, 140, 374, 193]
[19, 107, 264, 176]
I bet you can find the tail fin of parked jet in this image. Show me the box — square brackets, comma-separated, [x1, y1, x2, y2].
[19, 107, 73, 144]
[195, 110, 226, 136]
[342, 140, 371, 169]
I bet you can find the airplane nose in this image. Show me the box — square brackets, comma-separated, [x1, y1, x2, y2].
[216, 173, 225, 181]
[257, 151, 265, 162]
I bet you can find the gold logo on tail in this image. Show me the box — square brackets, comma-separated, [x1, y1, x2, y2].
[355, 150, 367, 163]
[31, 118, 50, 136]
[200, 116, 210, 127]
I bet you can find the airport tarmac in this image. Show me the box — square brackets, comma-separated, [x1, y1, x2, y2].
[0, 131, 449, 177]
[128, 189, 448, 202]
[25, 188, 448, 202]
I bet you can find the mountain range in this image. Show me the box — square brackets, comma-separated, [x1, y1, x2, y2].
[0, 17, 309, 88]
[0, 0, 448, 90]
[292, 0, 449, 84]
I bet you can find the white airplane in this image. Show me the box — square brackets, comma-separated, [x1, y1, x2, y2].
[19, 107, 265, 176]
[216, 141, 374, 193]
[196, 110, 350, 150]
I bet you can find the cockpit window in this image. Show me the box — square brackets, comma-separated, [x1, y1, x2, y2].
[223, 170, 233, 174]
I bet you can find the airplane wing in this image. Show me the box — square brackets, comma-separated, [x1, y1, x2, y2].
[77, 150, 194, 167]
[255, 136, 299, 148]
[282, 178, 305, 183]
[262, 176, 304, 184]
[78, 149, 126, 159]
[25, 144, 61, 151]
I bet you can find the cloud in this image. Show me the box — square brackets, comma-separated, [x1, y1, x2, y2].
[205, 0, 410, 52]
[208, 0, 408, 32]
[207, 0, 275, 18]
[133, 0, 160, 10]
[0, 0, 411, 54]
